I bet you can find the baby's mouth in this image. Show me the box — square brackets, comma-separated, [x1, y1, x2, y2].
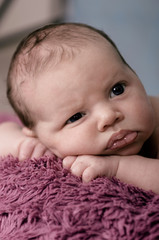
[106, 130, 138, 150]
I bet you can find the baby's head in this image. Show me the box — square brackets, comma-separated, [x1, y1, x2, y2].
[7, 23, 155, 158]
[7, 22, 129, 129]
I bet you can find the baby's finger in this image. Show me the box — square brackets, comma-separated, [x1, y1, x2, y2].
[30, 143, 48, 159]
[82, 166, 98, 183]
[63, 156, 77, 170]
[70, 159, 89, 178]
[18, 139, 35, 161]
[43, 149, 54, 157]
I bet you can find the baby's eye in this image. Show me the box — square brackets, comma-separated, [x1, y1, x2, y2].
[110, 83, 125, 98]
[66, 112, 85, 124]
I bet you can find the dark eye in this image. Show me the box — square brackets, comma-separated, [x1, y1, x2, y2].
[66, 112, 85, 124]
[110, 83, 125, 98]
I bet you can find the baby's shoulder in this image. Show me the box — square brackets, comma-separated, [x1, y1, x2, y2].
[149, 96, 159, 124]
[149, 95, 159, 105]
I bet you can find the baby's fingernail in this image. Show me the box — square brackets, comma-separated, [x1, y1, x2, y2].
[62, 157, 69, 168]
[44, 151, 53, 157]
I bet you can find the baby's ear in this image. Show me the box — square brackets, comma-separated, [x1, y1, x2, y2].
[22, 127, 36, 137]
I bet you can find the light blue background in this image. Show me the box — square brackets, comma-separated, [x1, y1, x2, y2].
[66, 0, 159, 96]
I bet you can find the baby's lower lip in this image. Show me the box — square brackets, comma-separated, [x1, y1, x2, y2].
[106, 131, 138, 151]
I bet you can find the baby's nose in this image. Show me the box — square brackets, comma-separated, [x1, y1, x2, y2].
[97, 107, 122, 132]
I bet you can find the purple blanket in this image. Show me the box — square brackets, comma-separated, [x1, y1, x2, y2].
[0, 155, 159, 239]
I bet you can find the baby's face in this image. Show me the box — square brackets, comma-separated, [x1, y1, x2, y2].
[31, 42, 155, 158]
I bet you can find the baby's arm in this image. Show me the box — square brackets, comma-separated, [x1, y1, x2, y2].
[63, 155, 159, 194]
[116, 155, 159, 192]
[0, 122, 53, 160]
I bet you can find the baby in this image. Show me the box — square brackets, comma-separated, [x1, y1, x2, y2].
[1, 23, 159, 193]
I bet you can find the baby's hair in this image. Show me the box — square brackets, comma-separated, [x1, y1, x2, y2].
[7, 22, 129, 129]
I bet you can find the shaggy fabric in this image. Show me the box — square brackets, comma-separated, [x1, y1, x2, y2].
[0, 155, 159, 240]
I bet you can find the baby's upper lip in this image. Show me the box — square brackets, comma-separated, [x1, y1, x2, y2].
[106, 130, 137, 150]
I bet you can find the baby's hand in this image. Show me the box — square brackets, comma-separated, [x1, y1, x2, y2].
[18, 137, 53, 161]
[63, 155, 119, 182]
[0, 122, 53, 161]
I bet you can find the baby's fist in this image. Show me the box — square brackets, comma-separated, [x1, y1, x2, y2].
[18, 137, 53, 161]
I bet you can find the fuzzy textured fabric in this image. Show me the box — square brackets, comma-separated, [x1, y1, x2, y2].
[0, 155, 159, 240]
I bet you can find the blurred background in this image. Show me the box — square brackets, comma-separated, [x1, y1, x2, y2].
[0, 0, 159, 114]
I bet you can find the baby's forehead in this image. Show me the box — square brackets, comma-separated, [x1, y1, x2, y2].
[29, 37, 107, 69]
[24, 25, 113, 56]
[16, 26, 119, 92]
